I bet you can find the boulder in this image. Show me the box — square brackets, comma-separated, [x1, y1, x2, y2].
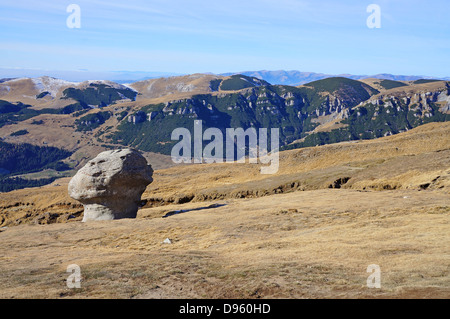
[68, 149, 153, 222]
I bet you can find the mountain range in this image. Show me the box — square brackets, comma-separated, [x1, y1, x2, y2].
[222, 70, 450, 86]
[0, 72, 449, 192]
[2, 68, 449, 85]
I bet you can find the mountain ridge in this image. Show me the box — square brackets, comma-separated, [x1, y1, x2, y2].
[3, 69, 449, 86]
[223, 70, 450, 86]
[0, 73, 449, 192]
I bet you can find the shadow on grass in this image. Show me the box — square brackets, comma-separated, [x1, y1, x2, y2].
[162, 203, 226, 218]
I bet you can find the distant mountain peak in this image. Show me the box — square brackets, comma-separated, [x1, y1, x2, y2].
[223, 70, 448, 86]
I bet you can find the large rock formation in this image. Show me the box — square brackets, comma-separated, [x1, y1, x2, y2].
[68, 149, 153, 222]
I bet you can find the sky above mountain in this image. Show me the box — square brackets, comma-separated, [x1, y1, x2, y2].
[1, 0, 449, 78]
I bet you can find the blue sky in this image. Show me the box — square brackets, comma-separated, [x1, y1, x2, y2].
[1, 0, 449, 77]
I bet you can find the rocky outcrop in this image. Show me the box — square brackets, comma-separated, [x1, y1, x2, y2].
[128, 111, 147, 124]
[364, 85, 450, 116]
[68, 149, 153, 222]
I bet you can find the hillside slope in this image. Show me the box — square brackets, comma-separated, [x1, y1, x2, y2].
[289, 80, 450, 149]
[0, 121, 448, 299]
[1, 121, 448, 227]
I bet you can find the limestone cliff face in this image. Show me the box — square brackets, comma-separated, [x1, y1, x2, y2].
[107, 79, 449, 153]
[117, 81, 381, 153]
[362, 83, 450, 120]
[126, 83, 375, 126]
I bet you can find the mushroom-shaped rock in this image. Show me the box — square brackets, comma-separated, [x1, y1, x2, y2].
[68, 149, 153, 222]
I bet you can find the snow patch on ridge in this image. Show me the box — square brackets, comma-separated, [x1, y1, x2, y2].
[85, 80, 134, 91]
[32, 76, 77, 97]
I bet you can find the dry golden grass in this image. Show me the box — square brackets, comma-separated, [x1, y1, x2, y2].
[0, 122, 449, 298]
[0, 189, 448, 298]
[370, 80, 448, 99]
[1, 122, 449, 227]
[0, 78, 81, 110]
[129, 73, 222, 100]
[143, 121, 450, 202]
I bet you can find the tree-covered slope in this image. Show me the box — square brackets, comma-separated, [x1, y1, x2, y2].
[220, 74, 270, 91]
[0, 140, 72, 175]
[284, 84, 450, 149]
[0, 140, 72, 192]
[62, 83, 137, 107]
[106, 78, 449, 155]
[106, 79, 380, 154]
